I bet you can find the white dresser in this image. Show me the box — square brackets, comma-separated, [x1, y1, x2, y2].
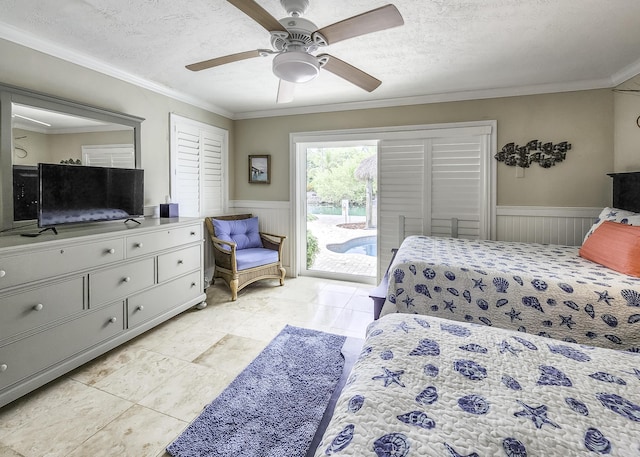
[0, 218, 206, 408]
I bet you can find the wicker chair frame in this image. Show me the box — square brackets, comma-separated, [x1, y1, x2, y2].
[205, 214, 286, 301]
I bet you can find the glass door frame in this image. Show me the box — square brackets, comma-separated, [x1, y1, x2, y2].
[290, 133, 379, 284]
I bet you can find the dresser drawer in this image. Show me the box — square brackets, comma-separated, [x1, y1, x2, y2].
[89, 258, 155, 307]
[128, 271, 202, 328]
[157, 245, 201, 283]
[0, 277, 85, 343]
[0, 239, 124, 290]
[0, 301, 124, 391]
[125, 224, 202, 258]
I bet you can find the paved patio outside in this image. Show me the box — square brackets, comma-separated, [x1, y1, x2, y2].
[306, 214, 377, 278]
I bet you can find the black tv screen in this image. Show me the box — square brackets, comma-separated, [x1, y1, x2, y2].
[38, 163, 144, 228]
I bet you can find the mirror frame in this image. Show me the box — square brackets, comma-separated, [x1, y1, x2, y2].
[0, 83, 144, 231]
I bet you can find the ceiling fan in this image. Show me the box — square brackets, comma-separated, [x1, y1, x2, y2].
[186, 0, 404, 103]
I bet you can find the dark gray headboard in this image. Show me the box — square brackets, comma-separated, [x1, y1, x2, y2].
[608, 172, 640, 213]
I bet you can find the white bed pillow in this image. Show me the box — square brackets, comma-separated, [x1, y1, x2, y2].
[583, 206, 640, 244]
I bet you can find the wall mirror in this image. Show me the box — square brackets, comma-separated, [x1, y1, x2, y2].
[0, 83, 144, 231]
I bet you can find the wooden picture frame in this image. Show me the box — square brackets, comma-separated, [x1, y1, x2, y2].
[248, 154, 270, 184]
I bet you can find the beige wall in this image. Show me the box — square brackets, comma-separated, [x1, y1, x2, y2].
[235, 90, 615, 207]
[614, 74, 640, 172]
[0, 39, 234, 208]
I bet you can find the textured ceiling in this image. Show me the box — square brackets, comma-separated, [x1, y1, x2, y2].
[1, 0, 639, 119]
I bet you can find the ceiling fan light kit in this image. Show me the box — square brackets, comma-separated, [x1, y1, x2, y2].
[187, 0, 404, 103]
[272, 51, 319, 83]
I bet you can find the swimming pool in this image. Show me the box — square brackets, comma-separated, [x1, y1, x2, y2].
[326, 235, 377, 257]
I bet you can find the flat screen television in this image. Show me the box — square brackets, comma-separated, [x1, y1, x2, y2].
[38, 163, 144, 228]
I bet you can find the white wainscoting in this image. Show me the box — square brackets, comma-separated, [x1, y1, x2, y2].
[496, 206, 601, 245]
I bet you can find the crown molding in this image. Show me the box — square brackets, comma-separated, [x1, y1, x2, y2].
[0, 22, 234, 119]
[611, 58, 640, 87]
[234, 78, 617, 119]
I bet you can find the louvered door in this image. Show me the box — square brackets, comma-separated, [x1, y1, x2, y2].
[378, 124, 494, 278]
[170, 114, 227, 218]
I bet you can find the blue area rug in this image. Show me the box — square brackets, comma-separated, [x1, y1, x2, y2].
[166, 325, 347, 457]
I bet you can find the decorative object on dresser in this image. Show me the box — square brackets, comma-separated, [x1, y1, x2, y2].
[494, 139, 571, 168]
[0, 218, 206, 408]
[205, 214, 285, 301]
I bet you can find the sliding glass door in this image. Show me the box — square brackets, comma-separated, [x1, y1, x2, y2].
[298, 141, 378, 283]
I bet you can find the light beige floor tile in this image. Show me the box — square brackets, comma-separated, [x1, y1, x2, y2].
[138, 363, 234, 422]
[345, 292, 376, 314]
[0, 378, 132, 457]
[193, 334, 269, 377]
[69, 345, 144, 386]
[331, 308, 374, 337]
[65, 404, 186, 457]
[229, 313, 289, 342]
[314, 289, 354, 308]
[92, 349, 191, 402]
[0, 444, 25, 456]
[140, 323, 227, 362]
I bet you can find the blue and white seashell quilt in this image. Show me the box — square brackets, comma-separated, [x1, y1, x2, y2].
[315, 314, 640, 456]
[381, 236, 640, 352]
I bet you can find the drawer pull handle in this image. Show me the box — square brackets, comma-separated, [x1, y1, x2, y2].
[137, 305, 145, 311]
[190, 231, 196, 236]
[178, 259, 184, 265]
[136, 242, 144, 248]
[123, 277, 131, 283]
[191, 282, 197, 287]
[33, 303, 44, 311]
[0, 364, 7, 372]
[0, 270, 5, 278]
[109, 317, 117, 324]
[107, 248, 116, 254]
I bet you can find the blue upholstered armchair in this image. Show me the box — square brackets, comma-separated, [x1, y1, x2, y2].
[205, 214, 286, 300]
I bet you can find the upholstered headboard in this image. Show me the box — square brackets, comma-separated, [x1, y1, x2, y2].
[608, 171, 640, 213]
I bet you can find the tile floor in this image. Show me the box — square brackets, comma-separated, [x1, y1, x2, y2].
[0, 276, 375, 457]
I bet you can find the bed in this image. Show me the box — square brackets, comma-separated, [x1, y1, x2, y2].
[314, 313, 640, 456]
[378, 207, 640, 352]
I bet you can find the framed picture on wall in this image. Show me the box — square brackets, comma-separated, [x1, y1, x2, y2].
[248, 154, 271, 184]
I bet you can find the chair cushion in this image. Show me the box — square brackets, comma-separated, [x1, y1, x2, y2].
[212, 217, 263, 251]
[235, 248, 279, 270]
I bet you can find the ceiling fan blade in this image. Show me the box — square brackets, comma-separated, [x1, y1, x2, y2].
[186, 50, 262, 71]
[319, 54, 381, 92]
[313, 4, 404, 45]
[227, 0, 288, 33]
[276, 79, 296, 103]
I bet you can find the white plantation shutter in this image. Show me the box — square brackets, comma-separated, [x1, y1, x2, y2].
[378, 138, 426, 275]
[378, 124, 494, 278]
[81, 144, 135, 168]
[170, 114, 227, 218]
[201, 132, 224, 215]
[430, 136, 483, 238]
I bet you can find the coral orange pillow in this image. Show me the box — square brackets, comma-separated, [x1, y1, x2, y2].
[579, 221, 640, 277]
